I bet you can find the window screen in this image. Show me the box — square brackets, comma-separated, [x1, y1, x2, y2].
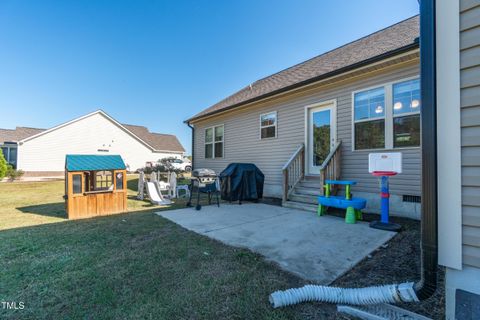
[116, 172, 124, 190]
[72, 174, 82, 194]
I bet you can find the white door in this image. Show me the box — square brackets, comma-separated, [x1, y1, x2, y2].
[307, 103, 336, 175]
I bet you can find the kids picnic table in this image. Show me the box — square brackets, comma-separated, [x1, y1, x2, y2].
[317, 180, 366, 224]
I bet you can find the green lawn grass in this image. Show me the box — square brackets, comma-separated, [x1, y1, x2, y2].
[0, 177, 333, 319]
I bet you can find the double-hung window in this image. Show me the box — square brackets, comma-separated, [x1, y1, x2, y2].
[353, 78, 421, 150]
[260, 111, 277, 139]
[392, 79, 421, 147]
[205, 125, 224, 159]
[353, 87, 386, 150]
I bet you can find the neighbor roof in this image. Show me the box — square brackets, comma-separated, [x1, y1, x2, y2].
[123, 124, 185, 153]
[187, 15, 419, 122]
[0, 111, 185, 153]
[0, 127, 46, 144]
[65, 154, 126, 171]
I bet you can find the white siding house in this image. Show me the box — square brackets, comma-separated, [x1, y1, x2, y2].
[1, 110, 185, 176]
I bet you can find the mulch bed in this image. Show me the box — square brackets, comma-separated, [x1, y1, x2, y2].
[326, 210, 445, 319]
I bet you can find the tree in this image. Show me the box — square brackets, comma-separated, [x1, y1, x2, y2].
[0, 149, 7, 179]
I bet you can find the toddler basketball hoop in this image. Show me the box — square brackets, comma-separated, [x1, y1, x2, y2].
[368, 153, 402, 232]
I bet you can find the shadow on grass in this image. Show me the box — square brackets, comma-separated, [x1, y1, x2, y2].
[17, 202, 67, 219]
[0, 206, 314, 320]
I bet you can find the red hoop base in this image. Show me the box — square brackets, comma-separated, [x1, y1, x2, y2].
[371, 171, 398, 177]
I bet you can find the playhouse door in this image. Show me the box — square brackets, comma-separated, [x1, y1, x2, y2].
[307, 103, 336, 175]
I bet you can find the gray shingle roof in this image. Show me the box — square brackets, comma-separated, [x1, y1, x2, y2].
[123, 124, 185, 152]
[187, 15, 419, 122]
[0, 127, 46, 144]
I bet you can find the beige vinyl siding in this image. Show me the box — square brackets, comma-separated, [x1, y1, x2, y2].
[460, 0, 480, 268]
[193, 56, 420, 198]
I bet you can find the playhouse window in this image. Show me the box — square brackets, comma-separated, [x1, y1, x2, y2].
[94, 171, 113, 191]
[116, 172, 124, 190]
[72, 174, 82, 194]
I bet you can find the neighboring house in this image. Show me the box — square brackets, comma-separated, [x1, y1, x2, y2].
[436, 0, 480, 318]
[0, 110, 185, 176]
[186, 16, 421, 218]
[0, 126, 44, 169]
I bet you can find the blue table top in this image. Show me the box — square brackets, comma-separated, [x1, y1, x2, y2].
[318, 195, 366, 209]
[325, 180, 357, 185]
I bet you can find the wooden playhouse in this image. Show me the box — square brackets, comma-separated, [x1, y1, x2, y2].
[65, 154, 127, 219]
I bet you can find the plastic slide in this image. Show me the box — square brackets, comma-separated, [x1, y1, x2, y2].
[146, 182, 172, 205]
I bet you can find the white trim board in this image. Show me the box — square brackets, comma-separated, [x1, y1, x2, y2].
[436, 0, 462, 270]
[350, 75, 420, 152]
[304, 99, 337, 175]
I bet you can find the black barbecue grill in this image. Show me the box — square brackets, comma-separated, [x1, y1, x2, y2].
[219, 163, 264, 204]
[186, 168, 220, 210]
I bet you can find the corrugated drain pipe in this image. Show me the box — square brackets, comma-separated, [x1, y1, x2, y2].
[270, 0, 438, 308]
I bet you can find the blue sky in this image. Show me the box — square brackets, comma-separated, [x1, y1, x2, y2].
[0, 1, 419, 154]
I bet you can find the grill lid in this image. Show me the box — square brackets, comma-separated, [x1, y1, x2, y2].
[192, 168, 216, 177]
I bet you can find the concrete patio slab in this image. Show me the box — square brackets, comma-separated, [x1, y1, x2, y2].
[157, 203, 396, 284]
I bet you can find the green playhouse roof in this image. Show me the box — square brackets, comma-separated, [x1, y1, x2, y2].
[65, 154, 126, 171]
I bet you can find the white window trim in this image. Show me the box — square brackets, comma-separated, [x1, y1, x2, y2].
[259, 111, 278, 140]
[204, 124, 224, 159]
[351, 75, 421, 152]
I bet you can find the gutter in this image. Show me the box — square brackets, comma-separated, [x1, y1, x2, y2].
[186, 122, 195, 170]
[414, 0, 438, 300]
[186, 42, 419, 124]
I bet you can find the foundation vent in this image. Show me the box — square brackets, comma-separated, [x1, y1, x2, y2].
[402, 195, 421, 203]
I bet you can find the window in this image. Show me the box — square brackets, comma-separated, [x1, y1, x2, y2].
[94, 171, 113, 190]
[9, 148, 17, 168]
[1, 147, 7, 159]
[0, 145, 18, 168]
[205, 128, 213, 158]
[393, 79, 421, 147]
[353, 77, 421, 150]
[260, 111, 277, 139]
[205, 125, 224, 158]
[353, 87, 385, 150]
[115, 172, 124, 190]
[72, 174, 82, 194]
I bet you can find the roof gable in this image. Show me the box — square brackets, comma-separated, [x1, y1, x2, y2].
[11, 110, 184, 153]
[187, 15, 419, 122]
